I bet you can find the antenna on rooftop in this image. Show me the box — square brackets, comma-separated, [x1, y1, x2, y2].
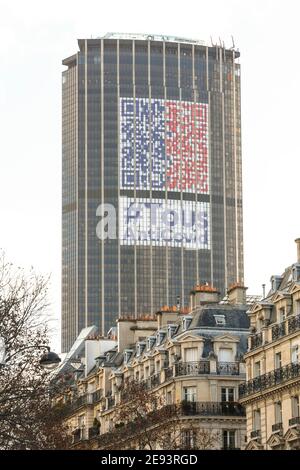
[231, 35, 235, 49]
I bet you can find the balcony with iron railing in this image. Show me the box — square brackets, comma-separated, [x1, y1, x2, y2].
[92, 389, 103, 403]
[272, 422, 283, 433]
[142, 372, 161, 390]
[248, 314, 300, 352]
[289, 416, 300, 427]
[175, 360, 242, 377]
[106, 396, 115, 410]
[180, 401, 245, 417]
[288, 314, 300, 334]
[249, 314, 300, 351]
[89, 402, 245, 444]
[272, 322, 286, 341]
[164, 366, 174, 380]
[175, 361, 210, 376]
[72, 427, 86, 443]
[250, 429, 261, 439]
[70, 393, 93, 412]
[88, 426, 100, 439]
[239, 362, 300, 398]
[249, 333, 263, 351]
[217, 362, 239, 376]
[149, 372, 161, 388]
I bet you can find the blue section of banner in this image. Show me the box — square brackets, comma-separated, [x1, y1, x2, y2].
[120, 98, 166, 190]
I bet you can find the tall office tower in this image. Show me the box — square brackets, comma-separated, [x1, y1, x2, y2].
[62, 33, 244, 352]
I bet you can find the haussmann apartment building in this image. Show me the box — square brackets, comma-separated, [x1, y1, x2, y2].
[239, 239, 300, 450]
[54, 284, 253, 450]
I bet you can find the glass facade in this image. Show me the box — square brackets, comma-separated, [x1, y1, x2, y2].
[62, 36, 244, 352]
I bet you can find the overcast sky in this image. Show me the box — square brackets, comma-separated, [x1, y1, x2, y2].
[0, 0, 299, 352]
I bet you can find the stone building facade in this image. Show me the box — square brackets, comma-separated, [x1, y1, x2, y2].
[55, 284, 250, 450]
[239, 239, 300, 450]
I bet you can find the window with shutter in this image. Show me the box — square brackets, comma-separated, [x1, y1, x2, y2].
[219, 348, 233, 362]
[291, 344, 299, 364]
[221, 387, 234, 402]
[184, 348, 198, 362]
[275, 402, 282, 424]
[253, 409, 261, 431]
[292, 396, 300, 418]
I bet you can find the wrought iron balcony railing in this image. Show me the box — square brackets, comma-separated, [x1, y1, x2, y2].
[289, 416, 300, 427]
[106, 396, 115, 409]
[250, 429, 261, 439]
[239, 362, 300, 398]
[272, 422, 283, 433]
[164, 366, 174, 380]
[70, 393, 93, 411]
[175, 361, 210, 376]
[288, 314, 300, 335]
[142, 373, 161, 390]
[88, 426, 100, 438]
[248, 314, 300, 350]
[272, 322, 286, 341]
[151, 373, 161, 387]
[92, 389, 103, 403]
[217, 362, 239, 376]
[72, 427, 86, 443]
[249, 333, 263, 351]
[180, 401, 246, 417]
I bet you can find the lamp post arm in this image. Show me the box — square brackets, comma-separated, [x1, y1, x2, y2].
[4, 345, 50, 364]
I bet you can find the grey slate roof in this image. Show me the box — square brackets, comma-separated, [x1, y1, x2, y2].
[78, 302, 251, 377]
[191, 304, 249, 330]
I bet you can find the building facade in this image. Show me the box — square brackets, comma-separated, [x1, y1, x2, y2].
[55, 284, 249, 450]
[62, 33, 244, 352]
[239, 239, 300, 450]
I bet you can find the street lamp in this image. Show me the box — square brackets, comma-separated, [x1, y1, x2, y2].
[39, 347, 62, 370]
[0, 336, 61, 370]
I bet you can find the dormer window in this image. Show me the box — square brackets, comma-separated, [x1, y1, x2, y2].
[124, 350, 133, 364]
[156, 331, 165, 346]
[96, 355, 106, 367]
[214, 315, 226, 327]
[106, 352, 113, 362]
[136, 342, 146, 357]
[271, 275, 283, 292]
[182, 316, 192, 331]
[292, 264, 300, 282]
[147, 336, 156, 351]
[167, 325, 177, 339]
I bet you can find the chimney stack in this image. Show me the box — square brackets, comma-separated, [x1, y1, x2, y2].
[156, 306, 179, 328]
[227, 283, 248, 305]
[296, 238, 300, 263]
[190, 285, 220, 309]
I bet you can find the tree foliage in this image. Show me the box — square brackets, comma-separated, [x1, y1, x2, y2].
[0, 253, 70, 449]
[97, 380, 220, 450]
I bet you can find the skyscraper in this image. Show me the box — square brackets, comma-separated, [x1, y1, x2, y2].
[62, 33, 244, 352]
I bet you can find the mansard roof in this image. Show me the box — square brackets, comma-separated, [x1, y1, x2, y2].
[191, 304, 249, 330]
